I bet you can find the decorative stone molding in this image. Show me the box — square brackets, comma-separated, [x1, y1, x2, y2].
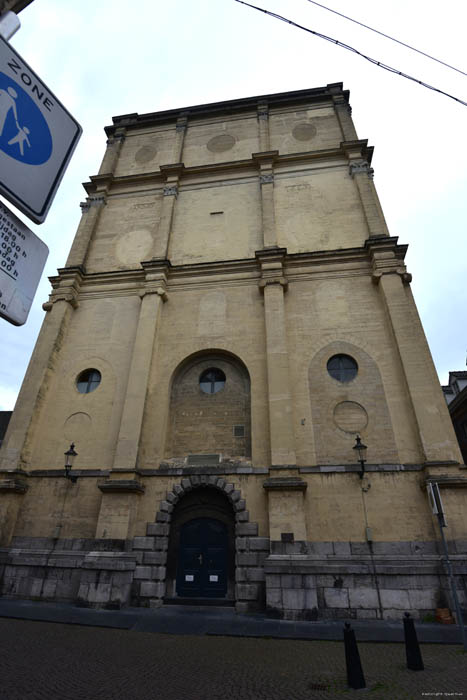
[252, 150, 279, 165]
[43, 267, 85, 311]
[371, 268, 412, 286]
[79, 194, 107, 213]
[163, 185, 178, 197]
[332, 94, 352, 115]
[258, 276, 288, 292]
[256, 248, 289, 294]
[42, 292, 79, 311]
[131, 474, 268, 611]
[365, 236, 411, 285]
[260, 173, 274, 184]
[349, 160, 374, 179]
[106, 129, 126, 146]
[98, 479, 145, 494]
[139, 286, 168, 302]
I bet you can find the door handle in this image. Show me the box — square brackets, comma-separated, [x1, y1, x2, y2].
[197, 554, 203, 565]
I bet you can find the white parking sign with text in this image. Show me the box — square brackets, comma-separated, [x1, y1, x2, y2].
[0, 200, 48, 325]
[0, 36, 82, 223]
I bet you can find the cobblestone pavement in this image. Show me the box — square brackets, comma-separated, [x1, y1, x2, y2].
[0, 618, 465, 700]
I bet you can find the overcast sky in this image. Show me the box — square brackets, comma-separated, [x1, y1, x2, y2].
[0, 0, 466, 410]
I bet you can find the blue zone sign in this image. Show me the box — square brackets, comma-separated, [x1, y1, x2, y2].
[0, 36, 82, 223]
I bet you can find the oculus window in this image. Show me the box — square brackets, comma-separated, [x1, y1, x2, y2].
[199, 368, 226, 394]
[76, 369, 101, 394]
[327, 355, 358, 383]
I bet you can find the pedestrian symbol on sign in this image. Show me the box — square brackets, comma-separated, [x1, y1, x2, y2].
[0, 72, 52, 165]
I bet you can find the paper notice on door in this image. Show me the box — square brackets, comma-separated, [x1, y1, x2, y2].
[209, 575, 219, 582]
[185, 575, 194, 582]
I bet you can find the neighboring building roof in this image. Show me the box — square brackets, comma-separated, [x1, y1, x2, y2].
[442, 370, 467, 405]
[442, 371, 467, 464]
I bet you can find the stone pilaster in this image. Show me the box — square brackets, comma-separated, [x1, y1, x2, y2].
[263, 477, 307, 542]
[66, 194, 107, 268]
[343, 140, 389, 238]
[327, 83, 358, 141]
[367, 237, 462, 464]
[97, 127, 125, 175]
[173, 113, 188, 162]
[253, 151, 279, 248]
[257, 100, 270, 151]
[256, 248, 296, 466]
[152, 164, 183, 259]
[95, 480, 145, 539]
[112, 260, 170, 469]
[0, 268, 82, 471]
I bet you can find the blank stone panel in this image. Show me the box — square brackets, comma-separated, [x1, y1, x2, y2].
[85, 195, 161, 273]
[269, 107, 342, 154]
[169, 182, 261, 264]
[114, 129, 176, 176]
[182, 117, 259, 167]
[275, 170, 367, 253]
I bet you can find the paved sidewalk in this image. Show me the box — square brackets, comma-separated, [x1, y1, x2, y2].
[0, 617, 465, 700]
[0, 597, 465, 644]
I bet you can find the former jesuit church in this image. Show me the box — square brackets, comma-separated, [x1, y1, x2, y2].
[1, 84, 465, 619]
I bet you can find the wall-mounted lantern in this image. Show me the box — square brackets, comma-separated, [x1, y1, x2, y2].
[353, 435, 367, 480]
[64, 443, 78, 483]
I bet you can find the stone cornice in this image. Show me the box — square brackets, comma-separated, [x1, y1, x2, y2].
[365, 236, 411, 285]
[43, 266, 85, 311]
[104, 84, 347, 137]
[82, 145, 361, 197]
[45, 243, 411, 302]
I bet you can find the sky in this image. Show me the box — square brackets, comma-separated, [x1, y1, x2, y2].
[0, 0, 466, 410]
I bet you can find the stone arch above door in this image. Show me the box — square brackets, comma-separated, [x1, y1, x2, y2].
[165, 350, 251, 460]
[131, 475, 269, 612]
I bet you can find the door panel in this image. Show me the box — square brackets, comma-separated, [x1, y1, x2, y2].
[176, 518, 228, 598]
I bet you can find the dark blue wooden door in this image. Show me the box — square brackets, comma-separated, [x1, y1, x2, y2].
[176, 518, 228, 598]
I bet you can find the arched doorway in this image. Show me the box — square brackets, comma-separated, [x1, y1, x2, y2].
[165, 487, 235, 603]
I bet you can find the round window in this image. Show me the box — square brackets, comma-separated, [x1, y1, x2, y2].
[76, 368, 101, 394]
[199, 368, 226, 394]
[327, 355, 358, 383]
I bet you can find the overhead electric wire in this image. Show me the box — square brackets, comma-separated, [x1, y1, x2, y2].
[233, 0, 467, 108]
[305, 0, 467, 77]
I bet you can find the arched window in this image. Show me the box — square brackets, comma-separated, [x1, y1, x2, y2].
[199, 368, 226, 394]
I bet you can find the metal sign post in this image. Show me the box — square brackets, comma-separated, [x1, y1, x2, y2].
[0, 34, 82, 223]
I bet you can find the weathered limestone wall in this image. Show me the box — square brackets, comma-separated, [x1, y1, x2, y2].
[0, 85, 465, 618]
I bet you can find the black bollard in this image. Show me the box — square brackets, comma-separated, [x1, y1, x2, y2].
[403, 612, 424, 671]
[343, 622, 366, 689]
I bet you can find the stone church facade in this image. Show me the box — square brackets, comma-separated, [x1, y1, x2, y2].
[1, 84, 466, 619]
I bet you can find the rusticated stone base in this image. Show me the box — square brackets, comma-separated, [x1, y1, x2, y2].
[0, 536, 136, 608]
[264, 540, 467, 621]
